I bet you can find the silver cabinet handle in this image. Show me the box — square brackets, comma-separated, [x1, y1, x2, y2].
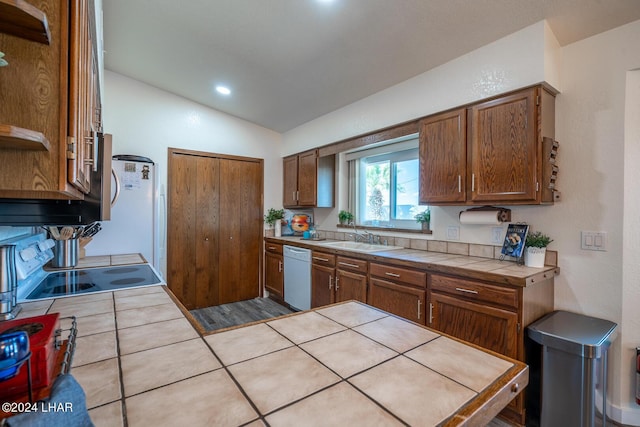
[429, 303, 433, 324]
[417, 299, 422, 320]
[338, 262, 359, 268]
[278, 260, 282, 273]
[329, 275, 333, 290]
[385, 272, 400, 278]
[458, 175, 461, 193]
[296, 190, 299, 201]
[455, 287, 478, 294]
[335, 277, 339, 290]
[471, 173, 475, 192]
[268, 246, 277, 250]
[313, 256, 329, 262]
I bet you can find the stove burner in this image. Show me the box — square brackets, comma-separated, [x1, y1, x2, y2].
[110, 277, 146, 285]
[103, 267, 139, 275]
[2, 322, 44, 337]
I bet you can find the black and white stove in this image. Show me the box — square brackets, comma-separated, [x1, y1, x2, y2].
[8, 233, 164, 302]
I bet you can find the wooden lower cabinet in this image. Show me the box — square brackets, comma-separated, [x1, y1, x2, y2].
[264, 246, 284, 300]
[311, 252, 367, 307]
[428, 273, 554, 426]
[368, 278, 426, 325]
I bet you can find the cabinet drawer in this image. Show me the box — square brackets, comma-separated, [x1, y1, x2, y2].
[429, 274, 518, 309]
[312, 251, 336, 267]
[370, 262, 426, 288]
[265, 243, 283, 254]
[336, 256, 368, 273]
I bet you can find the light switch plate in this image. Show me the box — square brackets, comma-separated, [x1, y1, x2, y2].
[447, 226, 460, 240]
[581, 231, 607, 251]
[491, 227, 503, 244]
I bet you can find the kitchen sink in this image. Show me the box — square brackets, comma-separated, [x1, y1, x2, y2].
[318, 240, 405, 253]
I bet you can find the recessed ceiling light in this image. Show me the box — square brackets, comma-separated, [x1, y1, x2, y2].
[215, 85, 231, 96]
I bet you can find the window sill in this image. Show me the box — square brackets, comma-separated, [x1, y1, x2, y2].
[336, 224, 432, 235]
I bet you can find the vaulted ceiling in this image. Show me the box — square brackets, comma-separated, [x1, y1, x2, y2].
[103, 0, 640, 133]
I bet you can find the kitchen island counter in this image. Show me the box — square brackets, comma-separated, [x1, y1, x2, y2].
[11, 286, 527, 426]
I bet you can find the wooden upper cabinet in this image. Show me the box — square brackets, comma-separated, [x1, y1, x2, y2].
[418, 85, 556, 206]
[283, 149, 332, 208]
[0, 0, 101, 199]
[419, 109, 466, 204]
[469, 88, 537, 203]
[68, 0, 101, 194]
[283, 155, 298, 207]
[297, 150, 317, 206]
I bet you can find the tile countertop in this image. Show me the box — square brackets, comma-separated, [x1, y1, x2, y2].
[266, 236, 559, 287]
[12, 286, 527, 426]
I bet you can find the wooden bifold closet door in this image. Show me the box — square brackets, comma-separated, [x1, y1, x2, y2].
[167, 148, 263, 310]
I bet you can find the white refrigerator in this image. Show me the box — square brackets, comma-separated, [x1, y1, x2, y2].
[85, 155, 162, 274]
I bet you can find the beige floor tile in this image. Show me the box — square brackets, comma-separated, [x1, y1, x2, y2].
[353, 315, 439, 352]
[115, 291, 172, 311]
[59, 311, 116, 337]
[350, 356, 476, 426]
[121, 338, 221, 396]
[73, 358, 121, 409]
[116, 302, 183, 329]
[267, 311, 345, 344]
[118, 317, 199, 355]
[16, 300, 54, 319]
[266, 382, 403, 426]
[125, 370, 258, 427]
[228, 346, 340, 414]
[205, 323, 293, 365]
[48, 292, 113, 309]
[73, 330, 118, 367]
[88, 401, 124, 427]
[113, 285, 165, 299]
[300, 330, 397, 378]
[244, 420, 267, 427]
[48, 297, 114, 319]
[316, 301, 388, 328]
[406, 336, 513, 393]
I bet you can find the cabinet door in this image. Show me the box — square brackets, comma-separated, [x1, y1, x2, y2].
[297, 150, 317, 206]
[219, 158, 262, 304]
[311, 264, 334, 308]
[265, 252, 284, 299]
[335, 270, 367, 303]
[469, 88, 538, 203]
[368, 278, 426, 325]
[283, 155, 298, 207]
[419, 109, 466, 204]
[430, 292, 518, 359]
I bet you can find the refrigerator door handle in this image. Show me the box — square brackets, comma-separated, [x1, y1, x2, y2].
[111, 168, 121, 207]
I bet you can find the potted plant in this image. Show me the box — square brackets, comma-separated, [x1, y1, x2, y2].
[524, 231, 553, 267]
[414, 209, 431, 232]
[338, 210, 354, 225]
[264, 208, 285, 236]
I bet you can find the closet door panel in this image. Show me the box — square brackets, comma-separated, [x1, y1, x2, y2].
[167, 152, 199, 309]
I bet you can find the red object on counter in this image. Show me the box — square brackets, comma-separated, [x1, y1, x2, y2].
[0, 313, 60, 399]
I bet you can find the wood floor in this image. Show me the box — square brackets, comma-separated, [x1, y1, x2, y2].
[190, 297, 293, 331]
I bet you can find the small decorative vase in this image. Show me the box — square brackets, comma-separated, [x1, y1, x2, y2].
[421, 222, 430, 232]
[524, 247, 546, 268]
[274, 221, 282, 237]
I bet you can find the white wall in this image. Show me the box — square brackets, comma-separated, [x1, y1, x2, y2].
[102, 71, 282, 275]
[283, 19, 640, 424]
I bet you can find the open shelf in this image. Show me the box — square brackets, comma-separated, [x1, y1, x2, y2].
[0, 0, 51, 44]
[0, 124, 51, 151]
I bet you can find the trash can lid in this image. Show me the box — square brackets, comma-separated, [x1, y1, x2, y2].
[527, 310, 618, 358]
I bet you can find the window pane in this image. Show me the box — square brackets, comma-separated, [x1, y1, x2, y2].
[393, 158, 420, 220]
[364, 160, 390, 222]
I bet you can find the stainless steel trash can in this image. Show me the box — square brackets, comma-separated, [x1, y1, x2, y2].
[528, 310, 618, 427]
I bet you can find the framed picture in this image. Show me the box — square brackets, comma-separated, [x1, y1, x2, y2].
[282, 210, 313, 236]
[501, 223, 529, 259]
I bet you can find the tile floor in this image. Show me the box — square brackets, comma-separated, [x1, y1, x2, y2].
[16, 288, 522, 427]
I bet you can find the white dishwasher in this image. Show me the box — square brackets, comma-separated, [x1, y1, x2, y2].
[283, 245, 311, 311]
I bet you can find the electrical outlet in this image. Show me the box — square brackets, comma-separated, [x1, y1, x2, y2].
[447, 226, 460, 240]
[491, 227, 503, 244]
